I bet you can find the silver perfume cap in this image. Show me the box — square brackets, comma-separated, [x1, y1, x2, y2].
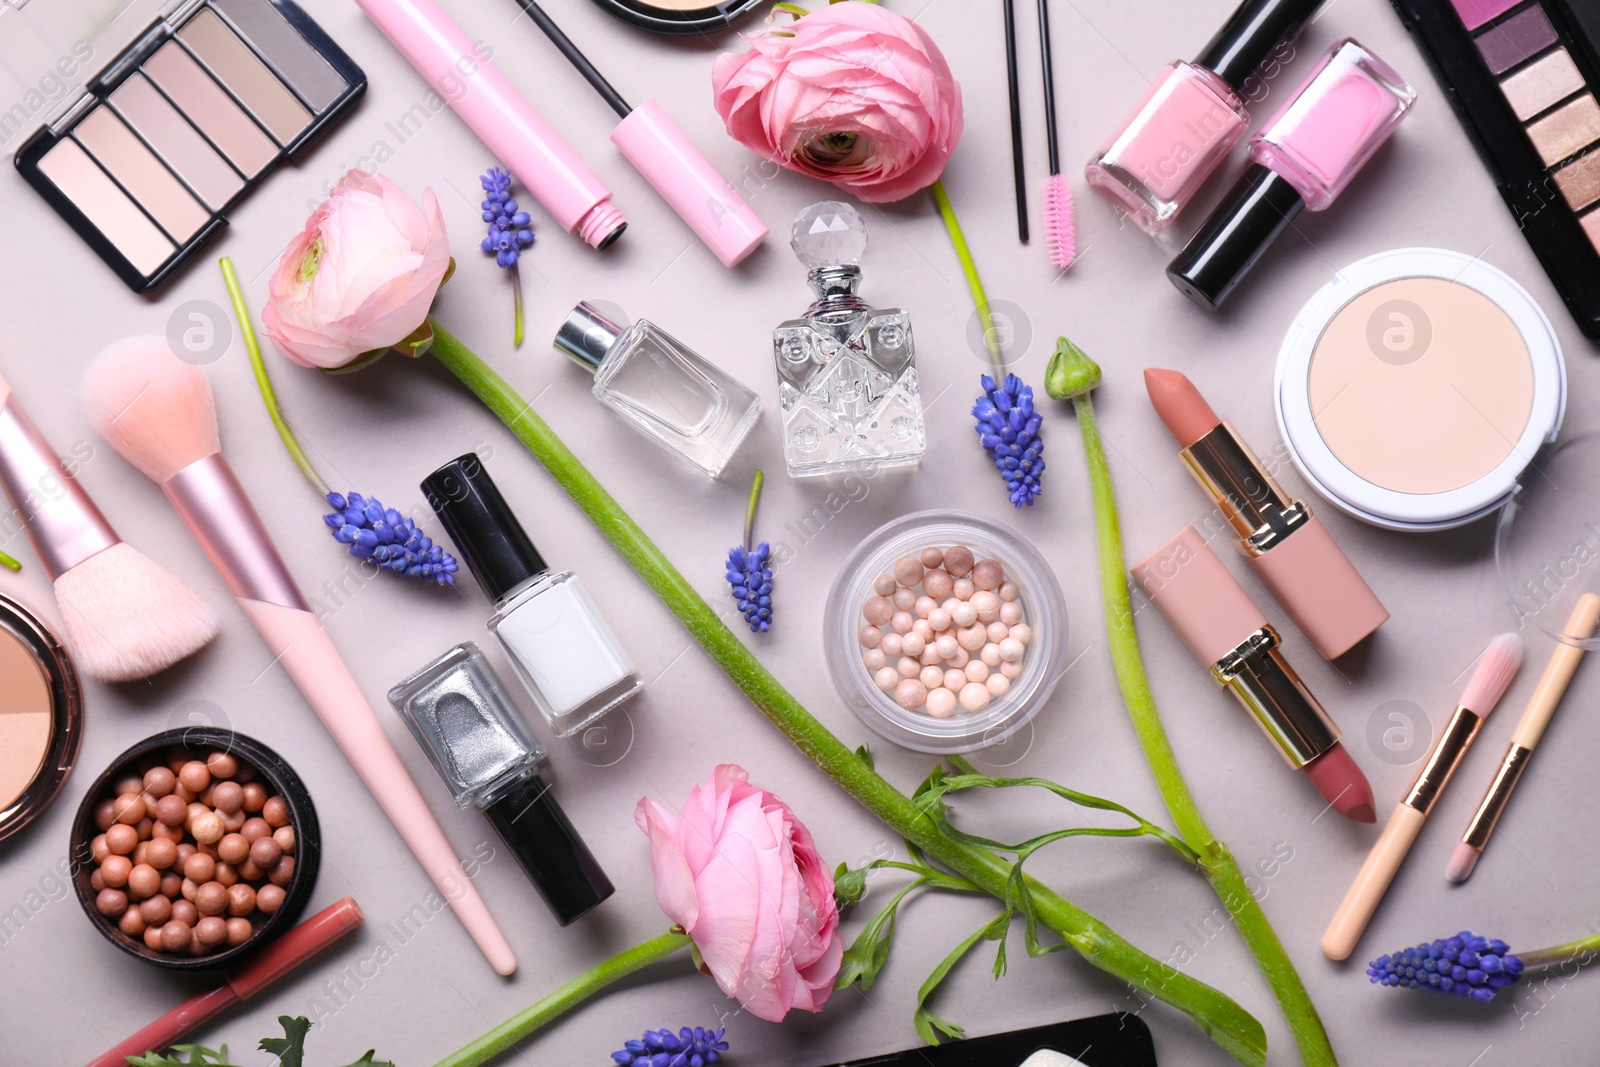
[554, 301, 626, 371]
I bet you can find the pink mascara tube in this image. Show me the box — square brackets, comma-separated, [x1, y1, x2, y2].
[356, 0, 627, 250]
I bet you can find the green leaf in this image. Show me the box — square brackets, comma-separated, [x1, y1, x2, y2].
[984, 910, 1013, 979]
[854, 744, 874, 770]
[126, 1046, 239, 1067]
[338, 1053, 395, 1067]
[835, 880, 924, 992]
[912, 921, 994, 1045]
[834, 861, 868, 907]
[259, 1016, 311, 1067]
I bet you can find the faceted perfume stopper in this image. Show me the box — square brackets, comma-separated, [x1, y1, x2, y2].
[792, 202, 868, 268]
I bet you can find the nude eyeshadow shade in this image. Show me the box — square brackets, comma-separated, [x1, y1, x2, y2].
[1391, 0, 1600, 338]
[1277, 248, 1566, 532]
[0, 594, 82, 844]
[13, 0, 365, 293]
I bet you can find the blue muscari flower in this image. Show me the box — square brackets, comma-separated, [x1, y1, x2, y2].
[726, 543, 773, 633]
[323, 491, 458, 585]
[973, 373, 1045, 507]
[610, 1026, 728, 1067]
[1368, 931, 1525, 1002]
[480, 167, 533, 269]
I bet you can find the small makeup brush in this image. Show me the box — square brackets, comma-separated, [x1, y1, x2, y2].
[82, 337, 516, 977]
[1322, 633, 1524, 961]
[1448, 595, 1600, 883]
[0, 368, 217, 682]
[1038, 0, 1075, 269]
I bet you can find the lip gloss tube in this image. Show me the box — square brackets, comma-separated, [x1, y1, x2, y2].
[1144, 368, 1387, 659]
[354, 0, 626, 250]
[1132, 525, 1376, 822]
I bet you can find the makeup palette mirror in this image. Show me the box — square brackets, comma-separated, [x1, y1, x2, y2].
[11, 0, 365, 293]
[0, 593, 83, 844]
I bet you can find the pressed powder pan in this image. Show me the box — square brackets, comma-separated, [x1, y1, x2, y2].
[0, 593, 83, 844]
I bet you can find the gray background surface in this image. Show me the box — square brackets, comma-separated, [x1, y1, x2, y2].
[1, 0, 1595, 1063]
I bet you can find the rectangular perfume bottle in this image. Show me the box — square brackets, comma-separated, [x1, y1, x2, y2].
[554, 302, 761, 479]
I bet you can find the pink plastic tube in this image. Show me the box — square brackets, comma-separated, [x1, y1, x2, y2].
[355, 0, 626, 249]
[611, 100, 766, 267]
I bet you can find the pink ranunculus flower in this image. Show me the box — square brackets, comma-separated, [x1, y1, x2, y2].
[636, 764, 841, 1022]
[711, 1, 963, 204]
[262, 169, 450, 369]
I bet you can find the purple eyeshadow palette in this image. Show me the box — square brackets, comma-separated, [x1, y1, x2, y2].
[1391, 0, 1600, 338]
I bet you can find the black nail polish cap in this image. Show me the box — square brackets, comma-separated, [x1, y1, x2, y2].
[422, 454, 549, 603]
[1195, 0, 1322, 90]
[485, 771, 615, 926]
[1166, 165, 1306, 311]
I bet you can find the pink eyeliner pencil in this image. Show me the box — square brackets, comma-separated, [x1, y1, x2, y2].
[84, 338, 516, 976]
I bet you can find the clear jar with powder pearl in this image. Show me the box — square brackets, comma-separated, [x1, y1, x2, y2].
[825, 511, 1068, 754]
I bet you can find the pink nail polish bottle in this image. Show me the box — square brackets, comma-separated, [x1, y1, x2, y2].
[1168, 39, 1417, 309]
[1085, 0, 1320, 233]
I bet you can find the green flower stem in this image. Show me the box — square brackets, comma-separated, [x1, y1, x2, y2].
[931, 180, 1004, 378]
[1048, 339, 1335, 1067]
[1520, 932, 1600, 969]
[219, 258, 329, 497]
[743, 469, 764, 551]
[427, 319, 1267, 1067]
[511, 263, 525, 349]
[434, 931, 693, 1067]
[0, 549, 20, 572]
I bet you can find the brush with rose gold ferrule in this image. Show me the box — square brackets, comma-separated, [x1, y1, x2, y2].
[0, 366, 218, 682]
[1144, 367, 1387, 660]
[1448, 595, 1600, 883]
[1322, 633, 1524, 961]
[82, 337, 516, 977]
[1132, 524, 1377, 823]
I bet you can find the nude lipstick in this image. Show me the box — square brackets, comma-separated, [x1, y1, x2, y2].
[1144, 368, 1387, 660]
[1132, 525, 1377, 822]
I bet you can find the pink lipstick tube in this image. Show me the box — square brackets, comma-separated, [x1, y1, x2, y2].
[1180, 422, 1387, 659]
[356, 0, 626, 250]
[1133, 525, 1375, 821]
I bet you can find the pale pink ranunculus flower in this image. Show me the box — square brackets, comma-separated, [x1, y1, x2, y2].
[711, 1, 963, 204]
[262, 169, 450, 369]
[636, 764, 841, 1022]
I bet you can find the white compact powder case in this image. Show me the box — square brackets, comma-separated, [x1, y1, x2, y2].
[1276, 248, 1566, 532]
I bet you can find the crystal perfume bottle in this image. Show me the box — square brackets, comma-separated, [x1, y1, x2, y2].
[773, 202, 925, 479]
[554, 302, 761, 479]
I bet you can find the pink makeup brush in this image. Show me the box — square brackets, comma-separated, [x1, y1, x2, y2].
[1038, 0, 1075, 269]
[82, 337, 516, 977]
[0, 368, 217, 681]
[1322, 633, 1524, 961]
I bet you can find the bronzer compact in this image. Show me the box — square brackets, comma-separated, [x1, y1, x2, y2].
[10, 0, 364, 292]
[0, 592, 83, 844]
[1275, 247, 1567, 531]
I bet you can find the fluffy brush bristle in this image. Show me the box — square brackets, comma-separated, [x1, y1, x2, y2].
[1042, 173, 1076, 270]
[1460, 633, 1523, 715]
[53, 542, 220, 682]
[83, 336, 220, 484]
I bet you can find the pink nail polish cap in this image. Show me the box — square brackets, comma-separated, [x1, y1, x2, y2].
[355, 0, 626, 250]
[612, 100, 767, 267]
